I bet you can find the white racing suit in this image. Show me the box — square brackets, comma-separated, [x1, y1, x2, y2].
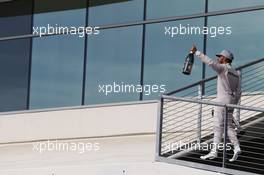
[195, 51, 241, 149]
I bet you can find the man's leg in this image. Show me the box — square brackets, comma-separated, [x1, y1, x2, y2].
[227, 112, 241, 162]
[201, 106, 224, 160]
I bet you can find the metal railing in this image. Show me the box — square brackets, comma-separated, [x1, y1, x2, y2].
[156, 57, 264, 175]
[156, 96, 264, 175]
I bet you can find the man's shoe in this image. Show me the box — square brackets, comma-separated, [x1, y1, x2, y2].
[200, 151, 218, 160]
[229, 146, 241, 162]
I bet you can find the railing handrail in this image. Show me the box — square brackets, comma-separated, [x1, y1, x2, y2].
[162, 95, 264, 113]
[165, 57, 264, 96]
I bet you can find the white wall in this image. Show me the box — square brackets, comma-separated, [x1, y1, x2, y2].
[0, 101, 158, 144]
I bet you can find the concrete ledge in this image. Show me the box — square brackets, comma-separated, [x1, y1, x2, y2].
[0, 101, 158, 144]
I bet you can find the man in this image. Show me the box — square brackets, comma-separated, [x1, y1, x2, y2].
[190, 45, 241, 162]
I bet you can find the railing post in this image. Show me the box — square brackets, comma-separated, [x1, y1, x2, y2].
[197, 83, 203, 143]
[156, 96, 164, 157]
[222, 106, 228, 168]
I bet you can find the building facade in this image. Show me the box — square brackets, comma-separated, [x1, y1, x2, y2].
[1, 0, 264, 112]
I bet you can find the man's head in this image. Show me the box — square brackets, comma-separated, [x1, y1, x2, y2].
[216, 50, 234, 64]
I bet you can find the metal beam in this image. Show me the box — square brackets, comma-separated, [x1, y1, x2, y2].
[1, 5, 264, 41]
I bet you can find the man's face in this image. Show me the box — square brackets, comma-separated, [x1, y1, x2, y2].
[217, 55, 227, 64]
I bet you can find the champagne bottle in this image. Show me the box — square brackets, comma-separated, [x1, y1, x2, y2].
[182, 51, 194, 75]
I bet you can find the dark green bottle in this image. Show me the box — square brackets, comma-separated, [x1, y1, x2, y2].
[182, 51, 194, 75]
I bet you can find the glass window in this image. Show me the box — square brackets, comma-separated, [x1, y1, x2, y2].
[88, 0, 144, 26]
[143, 19, 204, 100]
[85, 26, 143, 104]
[0, 15, 32, 37]
[34, 0, 86, 14]
[0, 0, 33, 37]
[33, 8, 85, 27]
[0, 1, 33, 112]
[206, 10, 264, 77]
[29, 9, 86, 109]
[209, 0, 264, 12]
[0, 39, 31, 112]
[147, 0, 205, 19]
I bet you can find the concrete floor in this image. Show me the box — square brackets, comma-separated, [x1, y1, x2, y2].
[0, 135, 218, 175]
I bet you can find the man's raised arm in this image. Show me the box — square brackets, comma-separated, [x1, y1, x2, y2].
[191, 45, 225, 74]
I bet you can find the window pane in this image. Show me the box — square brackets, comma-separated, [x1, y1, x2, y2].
[209, 0, 264, 12]
[0, 0, 33, 37]
[206, 10, 264, 77]
[0, 39, 31, 112]
[147, 0, 205, 19]
[34, 0, 86, 14]
[85, 26, 142, 104]
[144, 19, 204, 99]
[0, 1, 32, 112]
[30, 9, 86, 109]
[33, 9, 85, 27]
[88, 0, 144, 26]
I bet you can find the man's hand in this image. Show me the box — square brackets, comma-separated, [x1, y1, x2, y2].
[190, 45, 197, 53]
